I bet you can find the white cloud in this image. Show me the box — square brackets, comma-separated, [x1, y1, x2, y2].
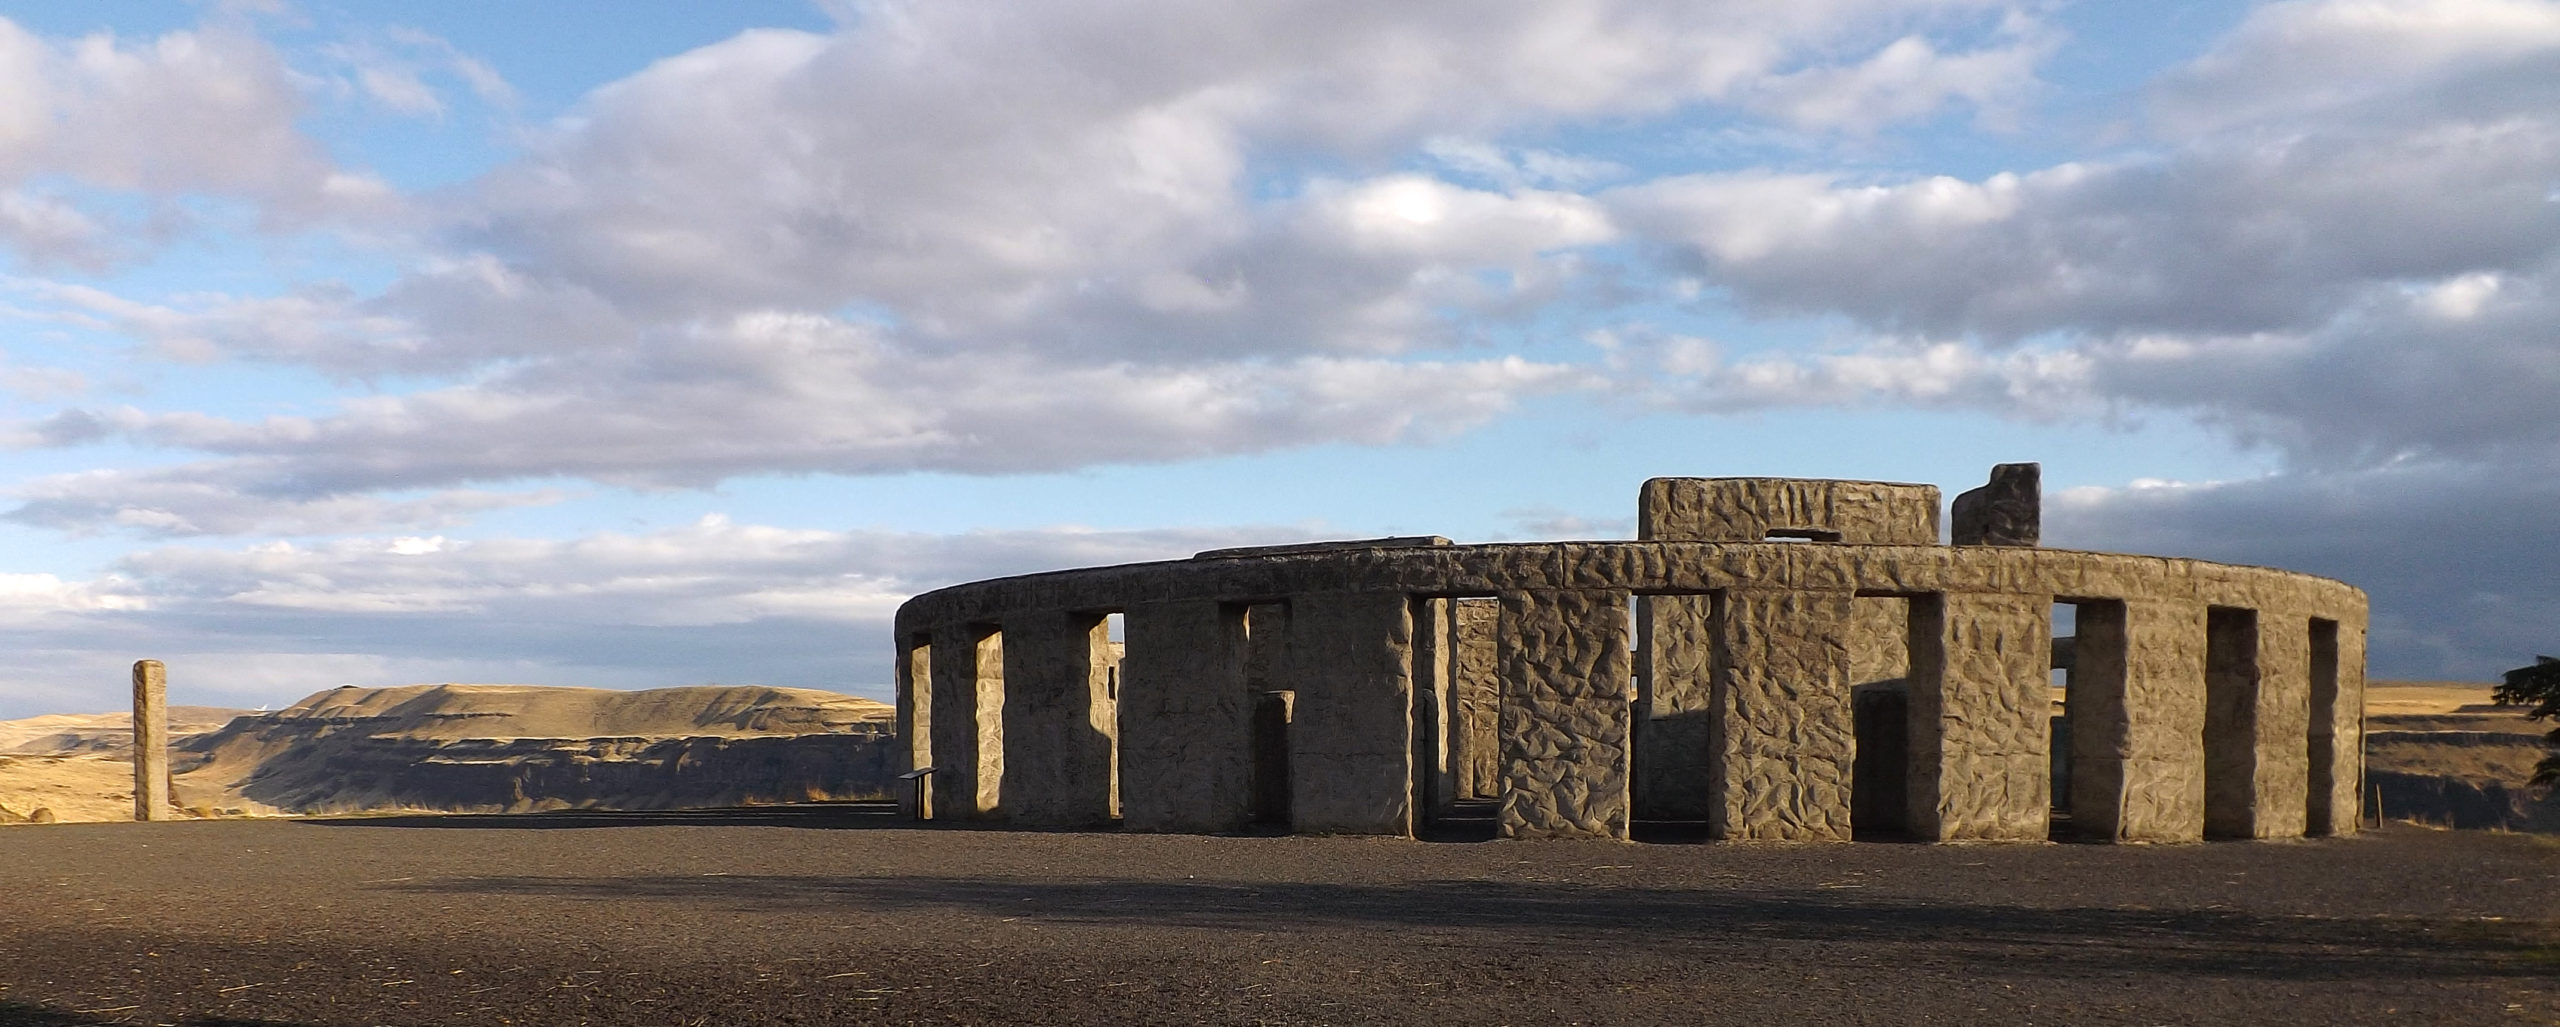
[0, 518, 1315, 716]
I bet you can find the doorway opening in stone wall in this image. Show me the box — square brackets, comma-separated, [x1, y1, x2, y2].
[1418, 596, 1501, 841]
[2048, 601, 2077, 838]
[1849, 593, 1915, 841]
[1102, 611, 1125, 823]
[1242, 602, 1294, 832]
[2306, 617, 2341, 834]
[1631, 591, 1717, 842]
[2204, 606, 2261, 840]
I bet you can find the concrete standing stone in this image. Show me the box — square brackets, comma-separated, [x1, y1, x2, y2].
[896, 465, 2367, 845]
[1951, 463, 2041, 546]
[131, 659, 170, 822]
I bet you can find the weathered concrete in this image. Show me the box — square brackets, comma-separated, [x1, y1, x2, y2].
[895, 639, 930, 777]
[1634, 593, 1715, 820]
[892, 469, 2367, 845]
[1640, 477, 1939, 545]
[1451, 599, 1500, 800]
[1497, 590, 1632, 839]
[1411, 597, 1455, 814]
[1951, 462, 2041, 547]
[1711, 588, 1855, 841]
[999, 610, 1116, 828]
[1282, 592, 1414, 835]
[1908, 593, 2050, 841]
[131, 659, 169, 822]
[927, 624, 1003, 818]
[1118, 601, 1251, 833]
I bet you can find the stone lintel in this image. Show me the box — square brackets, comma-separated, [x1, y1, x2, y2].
[1194, 537, 1452, 561]
[1639, 478, 1939, 546]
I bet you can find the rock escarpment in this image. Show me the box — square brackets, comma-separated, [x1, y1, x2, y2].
[174, 684, 896, 816]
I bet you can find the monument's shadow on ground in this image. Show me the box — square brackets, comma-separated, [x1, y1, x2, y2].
[0, 1003, 310, 1027]
[379, 870, 2549, 984]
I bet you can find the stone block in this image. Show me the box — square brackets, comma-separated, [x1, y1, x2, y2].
[1711, 587, 1856, 841]
[1639, 477, 1939, 545]
[1412, 598, 1456, 814]
[895, 637, 931, 779]
[2070, 598, 2206, 842]
[1118, 601, 1251, 833]
[927, 624, 1004, 818]
[1951, 463, 2041, 546]
[1497, 589, 1633, 839]
[1909, 593, 2051, 841]
[1635, 593, 1715, 820]
[1283, 592, 1415, 835]
[2250, 609, 2313, 838]
[999, 610, 1116, 828]
[131, 659, 169, 822]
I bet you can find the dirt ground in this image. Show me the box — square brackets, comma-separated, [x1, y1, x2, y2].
[0, 806, 2552, 1026]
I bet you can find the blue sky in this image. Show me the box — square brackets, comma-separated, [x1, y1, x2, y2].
[1, 0, 2556, 717]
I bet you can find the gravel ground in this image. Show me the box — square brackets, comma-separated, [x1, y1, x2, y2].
[0, 807, 2553, 1026]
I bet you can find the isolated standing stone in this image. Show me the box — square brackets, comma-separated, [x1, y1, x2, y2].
[131, 659, 170, 822]
[1951, 463, 2041, 546]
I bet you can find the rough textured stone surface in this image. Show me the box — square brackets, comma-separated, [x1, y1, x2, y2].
[999, 610, 1116, 828]
[1951, 463, 2041, 546]
[1712, 588, 1855, 841]
[130, 659, 169, 822]
[1451, 599, 1500, 800]
[1411, 598, 1455, 813]
[1282, 592, 1414, 835]
[1640, 477, 1939, 545]
[895, 640, 929, 776]
[1117, 601, 1251, 833]
[1909, 593, 2050, 841]
[927, 625, 1003, 818]
[1497, 590, 1632, 839]
[2308, 618, 2365, 835]
[2113, 599, 2208, 842]
[2249, 609, 2314, 839]
[1635, 594, 1715, 820]
[893, 476, 2366, 845]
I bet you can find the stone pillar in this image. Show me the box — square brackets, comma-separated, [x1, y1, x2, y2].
[1411, 598, 1456, 816]
[2318, 618, 2367, 834]
[1451, 598, 1500, 800]
[1497, 589, 1633, 839]
[130, 659, 169, 822]
[1118, 601, 1251, 833]
[1283, 592, 1414, 836]
[928, 624, 1004, 818]
[2249, 610, 2313, 838]
[1001, 610, 1117, 828]
[2069, 598, 2207, 842]
[1635, 593, 1715, 820]
[1907, 593, 2051, 841]
[1710, 588, 1856, 841]
[895, 637, 931, 778]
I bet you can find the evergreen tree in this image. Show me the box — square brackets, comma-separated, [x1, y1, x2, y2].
[2492, 655, 2560, 787]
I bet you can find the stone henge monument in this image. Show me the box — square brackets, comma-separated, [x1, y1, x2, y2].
[891, 464, 2366, 842]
